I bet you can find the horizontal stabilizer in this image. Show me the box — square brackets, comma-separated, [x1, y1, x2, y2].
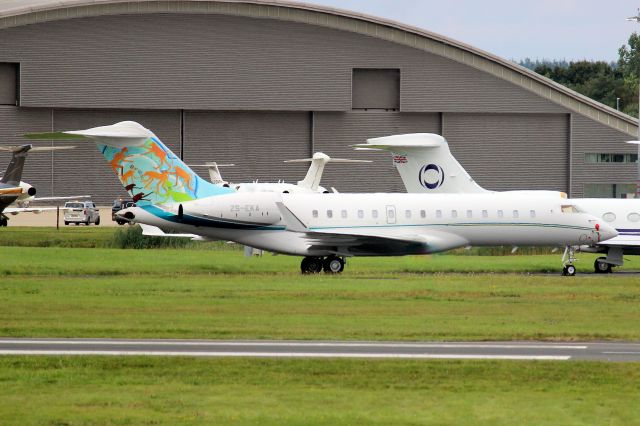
[0, 145, 75, 152]
[24, 121, 153, 148]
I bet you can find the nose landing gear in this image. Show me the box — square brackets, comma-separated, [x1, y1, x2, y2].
[301, 256, 345, 274]
[562, 246, 577, 276]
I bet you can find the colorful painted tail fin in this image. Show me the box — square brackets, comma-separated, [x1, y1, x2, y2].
[25, 121, 234, 205]
[354, 133, 489, 194]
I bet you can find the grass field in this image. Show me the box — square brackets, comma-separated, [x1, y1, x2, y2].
[1, 246, 639, 341]
[0, 357, 639, 425]
[1, 227, 639, 424]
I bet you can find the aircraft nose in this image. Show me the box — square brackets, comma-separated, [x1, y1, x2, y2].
[596, 222, 618, 241]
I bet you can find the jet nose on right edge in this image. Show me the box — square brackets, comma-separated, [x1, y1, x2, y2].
[595, 221, 618, 242]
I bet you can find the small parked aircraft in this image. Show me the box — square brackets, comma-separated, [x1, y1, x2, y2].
[25, 122, 617, 275]
[191, 152, 370, 194]
[0, 144, 88, 226]
[354, 133, 640, 273]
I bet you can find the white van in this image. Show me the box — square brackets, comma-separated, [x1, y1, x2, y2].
[64, 201, 100, 225]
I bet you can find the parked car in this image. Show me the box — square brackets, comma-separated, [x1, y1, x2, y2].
[64, 200, 100, 225]
[112, 199, 136, 225]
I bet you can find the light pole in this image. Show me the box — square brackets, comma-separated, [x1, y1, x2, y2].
[626, 9, 640, 198]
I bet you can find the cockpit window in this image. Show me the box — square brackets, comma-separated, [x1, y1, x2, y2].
[561, 205, 579, 214]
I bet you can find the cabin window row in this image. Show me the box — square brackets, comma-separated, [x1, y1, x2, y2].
[312, 209, 538, 219]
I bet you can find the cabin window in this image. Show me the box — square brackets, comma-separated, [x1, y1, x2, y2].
[436, 210, 442, 219]
[372, 209, 379, 219]
[529, 210, 536, 218]
[466, 210, 473, 218]
[513, 210, 519, 219]
[358, 209, 364, 219]
[482, 210, 488, 218]
[628, 212, 640, 222]
[497, 210, 504, 218]
[341, 210, 347, 219]
[405, 210, 411, 219]
[602, 212, 616, 222]
[327, 210, 333, 218]
[451, 210, 458, 219]
[312, 210, 318, 218]
[420, 210, 426, 219]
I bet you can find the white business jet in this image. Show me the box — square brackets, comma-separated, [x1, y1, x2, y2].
[192, 152, 370, 194]
[354, 133, 640, 273]
[25, 122, 617, 275]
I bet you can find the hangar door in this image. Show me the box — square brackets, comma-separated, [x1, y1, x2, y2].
[183, 112, 311, 185]
[443, 113, 569, 192]
[314, 112, 441, 192]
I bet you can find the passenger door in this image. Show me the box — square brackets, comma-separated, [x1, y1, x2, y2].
[386, 205, 396, 224]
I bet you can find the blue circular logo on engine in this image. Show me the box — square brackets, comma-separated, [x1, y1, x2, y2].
[418, 164, 445, 189]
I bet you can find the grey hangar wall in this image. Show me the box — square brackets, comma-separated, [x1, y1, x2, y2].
[0, 2, 637, 205]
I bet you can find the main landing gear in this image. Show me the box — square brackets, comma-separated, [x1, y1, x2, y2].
[0, 216, 8, 227]
[594, 257, 612, 274]
[561, 246, 577, 276]
[301, 255, 345, 274]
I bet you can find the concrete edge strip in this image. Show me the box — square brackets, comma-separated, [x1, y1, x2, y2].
[0, 350, 572, 360]
[0, 340, 588, 349]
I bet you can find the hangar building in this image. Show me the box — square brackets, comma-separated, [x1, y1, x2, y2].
[0, 0, 638, 204]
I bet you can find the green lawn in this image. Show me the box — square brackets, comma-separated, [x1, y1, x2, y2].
[1, 230, 640, 424]
[0, 357, 638, 425]
[1, 247, 639, 341]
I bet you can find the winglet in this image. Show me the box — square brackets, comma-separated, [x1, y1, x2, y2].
[276, 202, 308, 232]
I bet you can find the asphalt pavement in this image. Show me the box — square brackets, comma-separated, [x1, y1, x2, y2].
[1, 339, 639, 361]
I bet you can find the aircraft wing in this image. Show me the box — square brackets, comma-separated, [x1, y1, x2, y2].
[32, 195, 91, 202]
[598, 234, 640, 248]
[4, 206, 64, 214]
[276, 202, 468, 255]
[139, 223, 214, 241]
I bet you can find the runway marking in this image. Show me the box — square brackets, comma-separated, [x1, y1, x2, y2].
[0, 350, 571, 360]
[0, 340, 587, 350]
[602, 351, 640, 355]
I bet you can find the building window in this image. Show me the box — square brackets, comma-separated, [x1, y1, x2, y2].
[405, 210, 411, 219]
[482, 210, 488, 218]
[312, 210, 318, 218]
[513, 210, 519, 219]
[497, 210, 504, 218]
[352, 68, 400, 110]
[436, 210, 442, 219]
[372, 210, 378, 219]
[529, 210, 536, 218]
[451, 210, 458, 219]
[357, 210, 364, 219]
[585, 153, 638, 164]
[420, 210, 426, 219]
[466, 210, 473, 218]
[583, 183, 638, 198]
[327, 210, 333, 218]
[341, 210, 347, 219]
[0, 63, 18, 105]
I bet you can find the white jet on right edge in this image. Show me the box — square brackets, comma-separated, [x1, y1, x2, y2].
[355, 133, 640, 273]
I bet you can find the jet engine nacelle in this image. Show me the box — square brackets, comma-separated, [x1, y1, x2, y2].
[18, 181, 36, 196]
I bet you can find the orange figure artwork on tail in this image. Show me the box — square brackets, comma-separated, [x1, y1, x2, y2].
[141, 170, 170, 194]
[110, 147, 129, 172]
[120, 168, 136, 185]
[171, 166, 194, 191]
[144, 142, 169, 168]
